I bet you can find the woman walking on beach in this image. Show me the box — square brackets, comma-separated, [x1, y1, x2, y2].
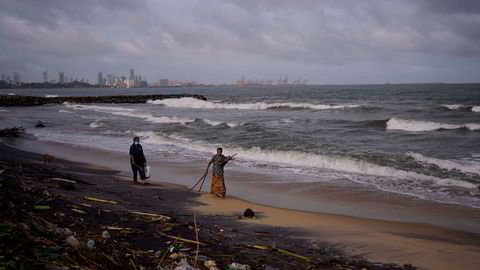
[203, 148, 234, 198]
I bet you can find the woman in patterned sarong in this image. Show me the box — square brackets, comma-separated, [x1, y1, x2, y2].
[203, 147, 234, 198]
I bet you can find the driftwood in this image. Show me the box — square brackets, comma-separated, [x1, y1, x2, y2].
[0, 127, 25, 137]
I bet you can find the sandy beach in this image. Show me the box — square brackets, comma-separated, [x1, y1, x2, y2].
[1, 137, 480, 269]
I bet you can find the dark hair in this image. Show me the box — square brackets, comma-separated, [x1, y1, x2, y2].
[133, 137, 140, 142]
[217, 147, 222, 152]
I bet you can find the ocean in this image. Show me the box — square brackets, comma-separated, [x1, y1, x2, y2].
[1, 84, 480, 208]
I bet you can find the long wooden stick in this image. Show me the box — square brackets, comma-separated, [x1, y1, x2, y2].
[188, 174, 206, 192]
[197, 175, 207, 192]
[156, 229, 206, 246]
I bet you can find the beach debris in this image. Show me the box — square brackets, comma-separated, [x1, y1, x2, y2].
[101, 230, 111, 239]
[51, 177, 77, 184]
[127, 210, 171, 221]
[204, 260, 218, 268]
[71, 209, 86, 214]
[174, 258, 196, 270]
[34, 205, 51, 210]
[0, 126, 25, 137]
[157, 230, 206, 246]
[243, 208, 255, 218]
[83, 196, 117, 204]
[248, 244, 310, 261]
[66, 235, 80, 248]
[169, 253, 183, 260]
[228, 262, 251, 270]
[86, 239, 95, 250]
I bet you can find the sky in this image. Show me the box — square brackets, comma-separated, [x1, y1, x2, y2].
[1, 0, 479, 84]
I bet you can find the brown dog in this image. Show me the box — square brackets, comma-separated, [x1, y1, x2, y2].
[42, 154, 54, 166]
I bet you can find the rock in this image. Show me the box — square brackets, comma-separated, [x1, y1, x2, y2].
[58, 182, 75, 191]
[174, 258, 195, 270]
[87, 239, 95, 250]
[101, 230, 111, 239]
[35, 121, 46, 128]
[169, 253, 182, 260]
[264, 266, 279, 270]
[204, 260, 217, 268]
[196, 255, 211, 261]
[66, 236, 80, 248]
[243, 208, 255, 218]
[229, 262, 251, 270]
[154, 251, 162, 258]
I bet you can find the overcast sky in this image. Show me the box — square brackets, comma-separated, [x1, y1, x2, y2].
[1, 0, 479, 84]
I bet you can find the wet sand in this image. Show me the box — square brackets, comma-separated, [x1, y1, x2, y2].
[196, 195, 480, 270]
[3, 137, 480, 269]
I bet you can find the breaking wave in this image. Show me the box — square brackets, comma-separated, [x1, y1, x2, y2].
[386, 118, 480, 132]
[408, 152, 480, 175]
[136, 131, 477, 189]
[442, 104, 479, 112]
[45, 94, 59, 98]
[147, 97, 360, 111]
[65, 103, 238, 127]
[89, 121, 103, 128]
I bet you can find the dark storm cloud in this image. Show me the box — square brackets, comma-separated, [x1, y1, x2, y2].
[0, 0, 479, 84]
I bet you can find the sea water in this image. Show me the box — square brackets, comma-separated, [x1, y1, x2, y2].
[1, 84, 479, 208]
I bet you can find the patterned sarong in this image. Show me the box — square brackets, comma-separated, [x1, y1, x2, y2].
[211, 174, 226, 198]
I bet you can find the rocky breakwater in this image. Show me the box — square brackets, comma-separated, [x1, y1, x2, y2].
[0, 94, 207, 107]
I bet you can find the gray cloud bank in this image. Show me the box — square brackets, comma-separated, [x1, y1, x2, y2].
[1, 0, 479, 84]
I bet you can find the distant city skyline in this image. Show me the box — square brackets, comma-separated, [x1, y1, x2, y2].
[1, 1, 479, 84]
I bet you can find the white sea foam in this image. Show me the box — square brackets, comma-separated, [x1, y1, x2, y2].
[202, 119, 240, 127]
[65, 103, 194, 124]
[7, 93, 15, 96]
[45, 94, 59, 98]
[0, 109, 7, 112]
[472, 106, 480, 112]
[386, 118, 480, 131]
[65, 103, 236, 126]
[58, 109, 73, 113]
[136, 131, 478, 189]
[408, 152, 480, 175]
[442, 104, 466, 110]
[147, 97, 360, 110]
[89, 121, 103, 128]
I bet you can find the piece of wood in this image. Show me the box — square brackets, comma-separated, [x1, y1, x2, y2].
[71, 208, 86, 214]
[127, 211, 171, 221]
[83, 196, 117, 204]
[276, 248, 310, 261]
[51, 177, 77, 184]
[156, 230, 206, 246]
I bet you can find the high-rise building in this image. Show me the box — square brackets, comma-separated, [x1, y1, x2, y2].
[98, 72, 104, 85]
[59, 72, 65, 84]
[1, 74, 5, 81]
[43, 71, 48, 83]
[129, 69, 135, 80]
[13, 72, 20, 84]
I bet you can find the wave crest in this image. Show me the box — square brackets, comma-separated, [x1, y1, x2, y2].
[147, 97, 360, 111]
[408, 152, 480, 175]
[386, 118, 480, 132]
[136, 132, 477, 189]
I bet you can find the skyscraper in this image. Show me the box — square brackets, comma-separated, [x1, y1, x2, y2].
[13, 72, 20, 84]
[43, 71, 48, 83]
[129, 69, 135, 80]
[1, 74, 5, 81]
[98, 72, 104, 85]
[59, 72, 65, 84]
